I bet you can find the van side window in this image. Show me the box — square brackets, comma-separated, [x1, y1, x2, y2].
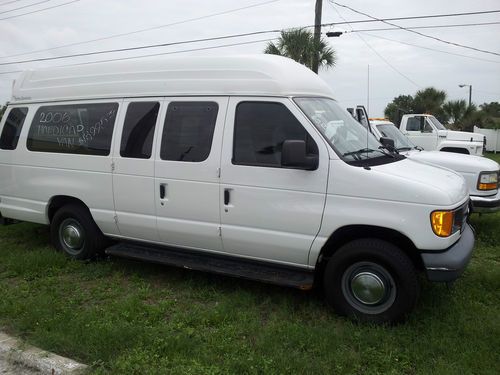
[233, 102, 318, 168]
[27, 103, 118, 155]
[160, 102, 218, 162]
[121, 102, 159, 159]
[0, 107, 28, 150]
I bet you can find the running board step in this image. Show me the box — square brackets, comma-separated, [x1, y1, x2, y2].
[105, 243, 314, 290]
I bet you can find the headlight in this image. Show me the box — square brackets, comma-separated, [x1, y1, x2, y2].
[431, 211, 454, 237]
[477, 171, 499, 191]
[430, 203, 468, 237]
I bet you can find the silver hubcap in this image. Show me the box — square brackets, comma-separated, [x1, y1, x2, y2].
[351, 272, 385, 305]
[341, 262, 397, 315]
[59, 219, 84, 252]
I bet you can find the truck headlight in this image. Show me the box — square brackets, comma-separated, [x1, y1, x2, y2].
[477, 171, 499, 191]
[431, 211, 454, 237]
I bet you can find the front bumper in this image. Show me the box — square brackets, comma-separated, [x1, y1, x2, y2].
[421, 224, 475, 282]
[470, 190, 500, 213]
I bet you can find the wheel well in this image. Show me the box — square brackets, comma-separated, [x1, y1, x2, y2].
[47, 196, 89, 223]
[440, 147, 470, 154]
[316, 225, 424, 277]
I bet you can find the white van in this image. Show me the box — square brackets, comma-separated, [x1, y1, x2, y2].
[368, 119, 500, 213]
[0, 55, 474, 323]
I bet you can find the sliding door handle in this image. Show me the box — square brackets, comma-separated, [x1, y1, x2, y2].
[224, 189, 230, 205]
[160, 184, 166, 199]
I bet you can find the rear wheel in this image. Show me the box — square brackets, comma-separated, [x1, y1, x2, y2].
[323, 239, 419, 324]
[50, 204, 106, 260]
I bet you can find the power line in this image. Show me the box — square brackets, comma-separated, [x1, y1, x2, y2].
[348, 21, 500, 33]
[0, 0, 280, 59]
[358, 32, 500, 64]
[0, 37, 279, 75]
[329, 1, 421, 88]
[2, 8, 499, 60]
[0, 0, 79, 20]
[0, 0, 52, 15]
[0, 0, 25, 6]
[0, 30, 284, 66]
[330, 1, 500, 57]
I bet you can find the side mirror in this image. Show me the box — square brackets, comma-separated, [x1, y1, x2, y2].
[281, 140, 318, 170]
[379, 137, 396, 152]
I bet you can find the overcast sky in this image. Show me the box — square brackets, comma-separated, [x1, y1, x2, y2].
[1, 0, 499, 116]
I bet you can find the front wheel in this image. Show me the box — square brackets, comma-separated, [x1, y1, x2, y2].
[323, 239, 420, 324]
[50, 204, 106, 260]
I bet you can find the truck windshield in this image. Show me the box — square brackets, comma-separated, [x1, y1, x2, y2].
[428, 116, 447, 130]
[294, 97, 386, 162]
[376, 124, 416, 151]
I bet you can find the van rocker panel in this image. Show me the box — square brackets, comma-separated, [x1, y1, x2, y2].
[105, 242, 315, 289]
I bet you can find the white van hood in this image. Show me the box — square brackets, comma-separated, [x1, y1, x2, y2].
[440, 130, 484, 143]
[369, 158, 468, 206]
[406, 150, 500, 175]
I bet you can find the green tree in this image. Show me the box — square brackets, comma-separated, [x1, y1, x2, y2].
[384, 95, 415, 125]
[413, 87, 448, 122]
[264, 29, 336, 72]
[443, 99, 469, 124]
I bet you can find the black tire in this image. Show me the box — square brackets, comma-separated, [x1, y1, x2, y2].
[50, 204, 107, 260]
[323, 238, 419, 324]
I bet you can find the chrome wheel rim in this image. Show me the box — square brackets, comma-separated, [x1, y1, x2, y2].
[341, 261, 396, 315]
[59, 218, 85, 254]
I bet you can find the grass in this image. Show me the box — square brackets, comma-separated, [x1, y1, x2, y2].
[485, 151, 500, 164]
[0, 161, 499, 374]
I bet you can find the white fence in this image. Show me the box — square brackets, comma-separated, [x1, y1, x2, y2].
[474, 126, 500, 153]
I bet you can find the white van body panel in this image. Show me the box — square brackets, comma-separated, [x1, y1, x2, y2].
[219, 97, 330, 266]
[11, 55, 334, 104]
[153, 97, 228, 252]
[0, 100, 119, 235]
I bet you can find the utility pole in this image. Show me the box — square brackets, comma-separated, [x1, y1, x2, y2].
[312, 0, 323, 74]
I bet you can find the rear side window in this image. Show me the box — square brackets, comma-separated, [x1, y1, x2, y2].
[160, 102, 218, 162]
[0, 107, 28, 150]
[233, 102, 318, 168]
[121, 102, 159, 159]
[27, 103, 118, 155]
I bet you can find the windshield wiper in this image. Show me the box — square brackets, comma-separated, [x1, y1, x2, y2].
[342, 148, 379, 157]
[397, 146, 413, 151]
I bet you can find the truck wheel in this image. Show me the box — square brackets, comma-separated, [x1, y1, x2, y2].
[323, 239, 419, 324]
[50, 204, 106, 260]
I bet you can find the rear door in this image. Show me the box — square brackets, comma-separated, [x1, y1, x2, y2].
[219, 97, 329, 266]
[154, 97, 228, 252]
[112, 99, 163, 241]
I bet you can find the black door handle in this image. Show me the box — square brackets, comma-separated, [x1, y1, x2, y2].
[160, 184, 166, 199]
[224, 189, 230, 205]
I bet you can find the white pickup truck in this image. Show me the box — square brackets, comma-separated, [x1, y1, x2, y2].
[370, 119, 500, 213]
[399, 114, 486, 156]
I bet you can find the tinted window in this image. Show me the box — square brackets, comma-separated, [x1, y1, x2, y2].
[0, 107, 28, 150]
[160, 102, 218, 162]
[121, 102, 159, 159]
[27, 103, 118, 155]
[406, 117, 421, 131]
[233, 102, 317, 167]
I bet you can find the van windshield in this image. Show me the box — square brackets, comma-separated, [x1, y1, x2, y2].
[294, 97, 389, 163]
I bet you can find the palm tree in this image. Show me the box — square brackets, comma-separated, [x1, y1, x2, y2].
[412, 87, 447, 123]
[264, 29, 336, 72]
